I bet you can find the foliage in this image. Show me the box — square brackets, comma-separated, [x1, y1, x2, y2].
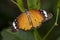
[0, 0, 60, 40]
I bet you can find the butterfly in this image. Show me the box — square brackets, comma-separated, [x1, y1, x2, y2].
[12, 10, 53, 31]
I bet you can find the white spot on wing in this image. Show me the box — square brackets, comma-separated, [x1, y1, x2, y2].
[43, 10, 48, 17]
[12, 21, 17, 29]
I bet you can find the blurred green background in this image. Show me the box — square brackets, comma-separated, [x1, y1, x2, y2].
[0, 0, 60, 40]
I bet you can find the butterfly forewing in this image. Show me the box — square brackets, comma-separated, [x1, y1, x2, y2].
[29, 10, 44, 28]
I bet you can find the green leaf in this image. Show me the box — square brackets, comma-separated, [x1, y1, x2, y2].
[11, 0, 25, 12]
[27, 0, 40, 10]
[1, 28, 35, 40]
[33, 29, 42, 40]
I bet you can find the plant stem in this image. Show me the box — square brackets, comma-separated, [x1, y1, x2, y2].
[55, 0, 60, 25]
[33, 28, 42, 40]
[11, 0, 25, 12]
[55, 8, 59, 25]
[42, 24, 55, 40]
[42, 4, 60, 40]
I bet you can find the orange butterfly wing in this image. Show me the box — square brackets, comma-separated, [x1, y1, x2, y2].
[29, 10, 44, 28]
[17, 13, 32, 30]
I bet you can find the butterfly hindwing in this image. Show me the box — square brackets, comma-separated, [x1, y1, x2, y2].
[17, 13, 32, 30]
